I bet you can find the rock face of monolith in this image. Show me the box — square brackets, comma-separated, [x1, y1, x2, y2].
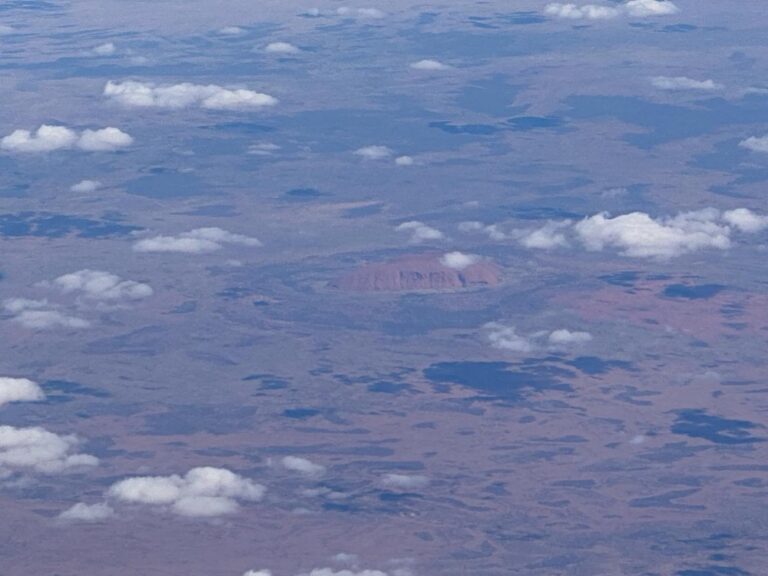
[332, 254, 501, 292]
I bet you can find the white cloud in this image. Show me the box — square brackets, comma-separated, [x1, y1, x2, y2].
[545, 0, 678, 19]
[333, 554, 359, 565]
[219, 26, 245, 35]
[78, 127, 133, 151]
[651, 76, 721, 91]
[625, 0, 679, 16]
[739, 135, 768, 153]
[282, 456, 326, 477]
[336, 7, 385, 19]
[248, 142, 280, 155]
[50, 270, 152, 301]
[548, 329, 593, 345]
[439, 251, 480, 270]
[409, 59, 448, 71]
[485, 323, 536, 353]
[244, 557, 414, 576]
[544, 3, 620, 19]
[300, 568, 410, 576]
[396, 221, 444, 243]
[0, 125, 132, 153]
[459, 221, 507, 241]
[108, 467, 265, 517]
[517, 208, 767, 259]
[381, 474, 429, 490]
[133, 227, 261, 254]
[0, 425, 98, 475]
[4, 298, 47, 315]
[0, 25, 16, 35]
[0, 378, 44, 408]
[93, 42, 116, 56]
[5, 271, 150, 330]
[722, 208, 768, 233]
[395, 156, 414, 166]
[3, 299, 90, 330]
[104, 81, 278, 111]
[573, 209, 731, 259]
[59, 502, 115, 522]
[246, 569, 409, 576]
[519, 221, 570, 249]
[356, 8, 385, 18]
[1, 125, 76, 153]
[13, 309, 90, 329]
[70, 179, 101, 193]
[265, 42, 300, 54]
[354, 145, 393, 160]
[486, 323, 593, 353]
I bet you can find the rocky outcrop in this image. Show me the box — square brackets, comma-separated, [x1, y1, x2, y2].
[332, 254, 501, 292]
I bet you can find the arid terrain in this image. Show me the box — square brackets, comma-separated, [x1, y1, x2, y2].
[1, 1, 767, 576]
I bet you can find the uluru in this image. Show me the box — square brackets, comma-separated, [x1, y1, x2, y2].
[331, 252, 501, 292]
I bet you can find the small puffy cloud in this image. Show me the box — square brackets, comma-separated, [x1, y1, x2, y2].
[486, 323, 592, 353]
[548, 329, 593, 345]
[51, 270, 153, 301]
[381, 474, 429, 490]
[0, 377, 45, 407]
[336, 7, 385, 19]
[219, 26, 245, 35]
[4, 298, 47, 315]
[625, 0, 679, 16]
[396, 221, 444, 243]
[265, 42, 300, 54]
[300, 568, 408, 576]
[13, 310, 89, 329]
[104, 81, 277, 111]
[1, 125, 76, 153]
[354, 145, 393, 160]
[439, 251, 480, 270]
[0, 425, 98, 475]
[78, 127, 133, 151]
[108, 466, 265, 518]
[3, 299, 90, 330]
[410, 59, 448, 71]
[356, 8, 385, 18]
[739, 135, 768, 153]
[333, 554, 360, 565]
[248, 142, 280, 155]
[485, 323, 535, 353]
[70, 179, 101, 193]
[133, 227, 261, 254]
[0, 25, 16, 35]
[282, 456, 326, 477]
[246, 569, 408, 576]
[93, 42, 116, 56]
[395, 156, 414, 166]
[722, 208, 768, 233]
[459, 221, 507, 241]
[651, 76, 721, 91]
[573, 209, 731, 259]
[544, 3, 620, 19]
[519, 221, 570, 249]
[545, 0, 678, 19]
[0, 125, 132, 153]
[59, 502, 115, 522]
